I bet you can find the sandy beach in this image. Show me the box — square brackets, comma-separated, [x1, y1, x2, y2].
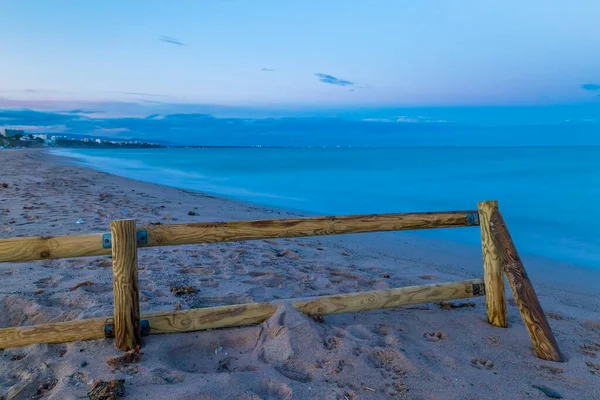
[1, 149, 599, 399]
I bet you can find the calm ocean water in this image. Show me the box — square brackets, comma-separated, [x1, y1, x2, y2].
[52, 147, 600, 269]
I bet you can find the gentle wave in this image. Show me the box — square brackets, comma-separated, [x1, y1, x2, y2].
[52, 147, 600, 269]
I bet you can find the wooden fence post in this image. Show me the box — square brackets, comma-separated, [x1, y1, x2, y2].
[478, 201, 508, 328]
[489, 209, 562, 362]
[111, 219, 141, 351]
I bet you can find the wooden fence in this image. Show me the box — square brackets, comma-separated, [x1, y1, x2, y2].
[0, 201, 562, 362]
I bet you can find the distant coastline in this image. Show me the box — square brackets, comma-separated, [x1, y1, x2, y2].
[0, 131, 165, 150]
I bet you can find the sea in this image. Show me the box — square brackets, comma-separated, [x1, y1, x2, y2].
[51, 147, 600, 270]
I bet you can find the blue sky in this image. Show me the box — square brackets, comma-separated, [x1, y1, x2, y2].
[1, 0, 599, 144]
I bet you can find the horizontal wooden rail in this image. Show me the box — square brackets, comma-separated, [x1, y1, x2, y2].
[0, 279, 483, 349]
[0, 233, 107, 263]
[0, 210, 478, 263]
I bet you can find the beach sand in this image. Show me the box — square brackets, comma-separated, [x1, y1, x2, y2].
[0, 149, 599, 399]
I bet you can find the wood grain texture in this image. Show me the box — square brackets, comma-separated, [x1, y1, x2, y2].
[489, 209, 562, 362]
[0, 210, 478, 263]
[294, 280, 483, 315]
[478, 201, 508, 328]
[0, 317, 106, 349]
[143, 211, 478, 247]
[147, 302, 278, 334]
[111, 219, 141, 351]
[0, 280, 483, 349]
[0, 233, 108, 262]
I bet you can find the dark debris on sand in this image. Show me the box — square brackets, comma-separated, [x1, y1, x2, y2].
[87, 379, 125, 400]
[32, 378, 58, 399]
[171, 286, 197, 296]
[437, 301, 476, 310]
[107, 346, 142, 370]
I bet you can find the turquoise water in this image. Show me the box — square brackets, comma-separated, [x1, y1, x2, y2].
[52, 147, 600, 269]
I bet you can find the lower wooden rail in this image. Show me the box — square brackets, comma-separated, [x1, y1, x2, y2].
[0, 280, 483, 349]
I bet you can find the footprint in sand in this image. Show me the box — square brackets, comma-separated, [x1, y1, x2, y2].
[177, 267, 216, 275]
[245, 276, 286, 288]
[373, 325, 393, 336]
[197, 278, 220, 288]
[161, 329, 260, 374]
[34, 276, 60, 289]
[381, 334, 399, 347]
[247, 286, 267, 301]
[276, 360, 313, 382]
[471, 358, 494, 370]
[79, 283, 113, 294]
[346, 325, 378, 341]
[227, 393, 263, 400]
[424, 331, 447, 342]
[255, 379, 293, 400]
[328, 270, 361, 280]
[150, 368, 185, 384]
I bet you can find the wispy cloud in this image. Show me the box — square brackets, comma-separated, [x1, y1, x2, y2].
[581, 83, 600, 91]
[8, 88, 74, 95]
[362, 116, 447, 123]
[93, 127, 130, 134]
[110, 91, 171, 98]
[159, 36, 187, 46]
[1, 124, 68, 133]
[314, 73, 354, 87]
[262, 68, 274, 72]
[62, 109, 104, 114]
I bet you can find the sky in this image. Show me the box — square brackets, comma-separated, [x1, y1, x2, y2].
[1, 0, 599, 145]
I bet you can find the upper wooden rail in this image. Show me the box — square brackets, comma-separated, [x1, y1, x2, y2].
[0, 210, 478, 263]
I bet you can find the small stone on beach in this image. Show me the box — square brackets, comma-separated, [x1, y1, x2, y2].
[171, 286, 197, 296]
[532, 385, 563, 398]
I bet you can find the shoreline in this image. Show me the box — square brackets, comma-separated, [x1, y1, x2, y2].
[46, 148, 600, 298]
[1, 149, 598, 399]
[48, 146, 600, 271]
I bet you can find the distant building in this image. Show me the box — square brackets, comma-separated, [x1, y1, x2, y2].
[33, 134, 48, 140]
[95, 139, 102, 144]
[0, 127, 25, 138]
